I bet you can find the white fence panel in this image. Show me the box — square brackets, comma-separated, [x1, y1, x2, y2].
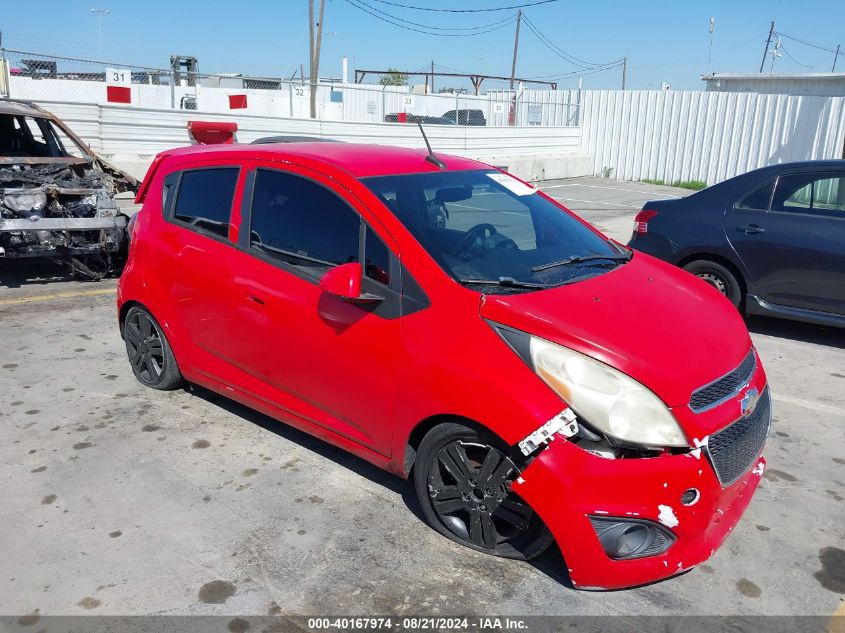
[579, 90, 845, 185]
[31, 101, 581, 161]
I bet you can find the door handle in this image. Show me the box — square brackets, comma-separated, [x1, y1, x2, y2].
[737, 224, 766, 235]
[247, 295, 265, 305]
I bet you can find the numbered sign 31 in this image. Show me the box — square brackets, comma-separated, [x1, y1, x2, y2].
[106, 67, 132, 104]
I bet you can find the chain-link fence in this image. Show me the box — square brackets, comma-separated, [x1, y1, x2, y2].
[0, 48, 580, 126]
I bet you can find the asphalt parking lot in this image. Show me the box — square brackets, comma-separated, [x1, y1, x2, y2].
[1, 177, 843, 620]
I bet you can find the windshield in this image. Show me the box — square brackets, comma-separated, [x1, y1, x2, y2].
[362, 169, 627, 293]
[0, 113, 87, 160]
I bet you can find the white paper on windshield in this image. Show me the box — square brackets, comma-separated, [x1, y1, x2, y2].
[487, 172, 537, 196]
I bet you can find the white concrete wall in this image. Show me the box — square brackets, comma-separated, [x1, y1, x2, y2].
[29, 101, 586, 182]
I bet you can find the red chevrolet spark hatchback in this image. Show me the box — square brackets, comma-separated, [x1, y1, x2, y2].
[118, 141, 770, 589]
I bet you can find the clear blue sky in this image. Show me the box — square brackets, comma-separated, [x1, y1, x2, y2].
[2, 0, 844, 90]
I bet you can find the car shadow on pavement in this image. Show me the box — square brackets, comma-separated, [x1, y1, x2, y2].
[185, 383, 576, 588]
[0, 258, 73, 288]
[747, 315, 845, 349]
[185, 383, 420, 507]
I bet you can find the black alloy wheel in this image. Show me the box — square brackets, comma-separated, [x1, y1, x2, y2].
[414, 423, 553, 560]
[123, 306, 184, 390]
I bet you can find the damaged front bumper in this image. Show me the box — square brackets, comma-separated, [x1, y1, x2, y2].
[0, 211, 127, 239]
[514, 434, 765, 589]
[0, 165, 133, 277]
[512, 361, 770, 591]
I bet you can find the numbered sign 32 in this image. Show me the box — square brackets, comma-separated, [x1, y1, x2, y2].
[106, 67, 132, 104]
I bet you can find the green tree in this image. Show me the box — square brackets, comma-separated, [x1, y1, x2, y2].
[379, 68, 409, 86]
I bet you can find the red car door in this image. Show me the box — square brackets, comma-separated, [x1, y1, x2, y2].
[145, 162, 245, 375]
[222, 161, 402, 456]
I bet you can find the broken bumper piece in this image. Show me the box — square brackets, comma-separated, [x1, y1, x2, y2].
[0, 214, 127, 233]
[513, 433, 765, 590]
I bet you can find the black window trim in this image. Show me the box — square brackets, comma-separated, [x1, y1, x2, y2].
[164, 164, 242, 244]
[768, 170, 845, 220]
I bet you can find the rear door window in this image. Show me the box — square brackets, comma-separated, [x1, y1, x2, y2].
[171, 167, 240, 238]
[772, 173, 845, 217]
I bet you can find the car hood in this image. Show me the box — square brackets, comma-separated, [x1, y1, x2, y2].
[478, 252, 752, 408]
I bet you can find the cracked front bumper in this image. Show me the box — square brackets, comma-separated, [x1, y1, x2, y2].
[513, 435, 765, 589]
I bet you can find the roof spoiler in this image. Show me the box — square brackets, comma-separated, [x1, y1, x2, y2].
[187, 121, 238, 145]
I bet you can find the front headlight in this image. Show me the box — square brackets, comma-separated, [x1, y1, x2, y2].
[528, 336, 688, 448]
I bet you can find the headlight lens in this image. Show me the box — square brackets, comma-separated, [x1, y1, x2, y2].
[529, 336, 688, 447]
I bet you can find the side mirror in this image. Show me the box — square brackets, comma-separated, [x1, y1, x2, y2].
[319, 262, 383, 304]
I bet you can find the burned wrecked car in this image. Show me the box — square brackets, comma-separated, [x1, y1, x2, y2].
[0, 100, 138, 279]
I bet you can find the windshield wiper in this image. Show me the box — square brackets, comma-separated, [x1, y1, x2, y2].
[459, 276, 546, 289]
[531, 251, 632, 273]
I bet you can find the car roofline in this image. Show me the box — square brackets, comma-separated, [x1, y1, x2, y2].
[145, 142, 492, 179]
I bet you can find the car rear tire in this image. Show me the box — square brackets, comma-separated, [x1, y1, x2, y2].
[413, 422, 554, 561]
[683, 260, 743, 309]
[123, 306, 185, 390]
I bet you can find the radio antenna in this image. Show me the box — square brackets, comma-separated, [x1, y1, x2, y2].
[417, 123, 447, 170]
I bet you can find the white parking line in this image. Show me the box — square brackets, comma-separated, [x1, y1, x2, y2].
[449, 203, 528, 217]
[449, 202, 486, 210]
[548, 197, 637, 209]
[771, 393, 845, 417]
[541, 183, 678, 198]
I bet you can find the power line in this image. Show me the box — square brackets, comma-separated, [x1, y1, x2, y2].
[367, 0, 560, 12]
[775, 31, 839, 55]
[779, 44, 815, 69]
[343, 0, 517, 36]
[524, 61, 624, 81]
[434, 62, 473, 74]
[522, 18, 592, 69]
[348, 0, 517, 31]
[521, 14, 622, 69]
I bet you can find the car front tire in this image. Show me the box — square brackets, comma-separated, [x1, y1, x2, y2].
[413, 422, 553, 561]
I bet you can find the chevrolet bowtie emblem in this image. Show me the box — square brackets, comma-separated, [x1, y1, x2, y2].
[740, 387, 760, 418]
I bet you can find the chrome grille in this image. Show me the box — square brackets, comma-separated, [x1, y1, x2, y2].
[707, 387, 771, 486]
[689, 350, 756, 412]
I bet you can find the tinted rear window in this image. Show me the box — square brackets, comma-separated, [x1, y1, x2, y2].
[173, 168, 239, 238]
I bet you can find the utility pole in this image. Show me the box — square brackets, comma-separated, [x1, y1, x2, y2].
[759, 21, 774, 73]
[509, 9, 522, 90]
[431, 60, 435, 93]
[707, 17, 715, 75]
[621, 56, 627, 90]
[308, 0, 326, 119]
[833, 45, 841, 73]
